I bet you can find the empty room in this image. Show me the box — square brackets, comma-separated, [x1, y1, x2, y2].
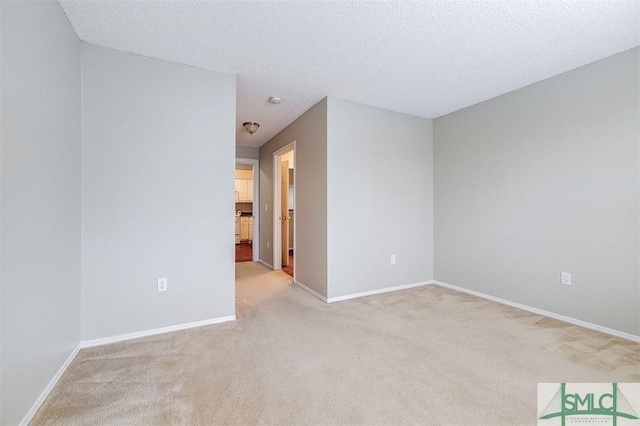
[1, 1, 638, 425]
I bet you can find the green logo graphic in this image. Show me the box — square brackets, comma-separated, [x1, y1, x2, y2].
[539, 383, 639, 426]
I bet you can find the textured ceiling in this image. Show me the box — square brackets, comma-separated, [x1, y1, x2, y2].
[59, 0, 640, 148]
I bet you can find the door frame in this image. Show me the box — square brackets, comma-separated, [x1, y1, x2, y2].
[236, 157, 259, 262]
[273, 141, 295, 276]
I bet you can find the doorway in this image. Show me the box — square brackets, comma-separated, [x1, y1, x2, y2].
[235, 158, 259, 262]
[273, 142, 295, 278]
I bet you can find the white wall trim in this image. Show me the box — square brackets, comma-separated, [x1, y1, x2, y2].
[294, 279, 328, 303]
[258, 259, 274, 270]
[327, 280, 434, 303]
[19, 344, 82, 426]
[434, 280, 640, 343]
[80, 315, 237, 348]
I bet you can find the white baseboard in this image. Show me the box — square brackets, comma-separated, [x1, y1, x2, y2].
[327, 280, 434, 303]
[80, 315, 237, 348]
[294, 279, 328, 302]
[258, 259, 274, 270]
[20, 344, 82, 426]
[19, 315, 236, 424]
[434, 280, 640, 343]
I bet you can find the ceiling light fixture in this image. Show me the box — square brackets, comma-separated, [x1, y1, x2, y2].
[269, 96, 282, 104]
[243, 122, 260, 135]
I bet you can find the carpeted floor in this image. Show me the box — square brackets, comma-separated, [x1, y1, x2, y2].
[32, 262, 639, 425]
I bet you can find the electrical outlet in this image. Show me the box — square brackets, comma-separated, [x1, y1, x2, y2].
[267, 241, 270, 248]
[390, 255, 396, 265]
[561, 272, 571, 286]
[265, 204, 268, 211]
[158, 278, 167, 292]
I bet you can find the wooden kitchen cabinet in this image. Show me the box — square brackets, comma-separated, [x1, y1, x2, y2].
[246, 180, 253, 202]
[235, 179, 253, 202]
[240, 216, 253, 241]
[240, 219, 249, 240]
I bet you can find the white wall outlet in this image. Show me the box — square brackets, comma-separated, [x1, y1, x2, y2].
[561, 272, 571, 286]
[158, 278, 167, 292]
[265, 204, 268, 211]
[267, 241, 270, 248]
[390, 255, 396, 265]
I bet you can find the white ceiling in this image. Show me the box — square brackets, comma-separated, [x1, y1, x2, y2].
[59, 1, 640, 149]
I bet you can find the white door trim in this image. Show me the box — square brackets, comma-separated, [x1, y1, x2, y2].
[272, 141, 295, 276]
[236, 157, 259, 261]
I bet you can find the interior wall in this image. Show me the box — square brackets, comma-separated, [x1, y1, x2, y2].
[259, 98, 327, 297]
[236, 146, 259, 160]
[326, 97, 433, 299]
[434, 47, 639, 335]
[281, 150, 294, 168]
[81, 44, 236, 340]
[235, 169, 253, 179]
[0, 2, 81, 424]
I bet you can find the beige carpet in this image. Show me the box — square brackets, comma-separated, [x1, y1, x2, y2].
[32, 262, 639, 425]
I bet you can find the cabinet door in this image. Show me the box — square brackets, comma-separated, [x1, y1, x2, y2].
[240, 220, 249, 240]
[248, 217, 253, 241]
[246, 180, 254, 202]
[239, 180, 248, 202]
[235, 179, 254, 202]
[238, 179, 252, 202]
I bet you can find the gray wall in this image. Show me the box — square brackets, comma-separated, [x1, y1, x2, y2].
[434, 47, 639, 335]
[327, 98, 433, 298]
[1, 2, 81, 424]
[81, 44, 236, 340]
[236, 146, 259, 160]
[260, 99, 327, 297]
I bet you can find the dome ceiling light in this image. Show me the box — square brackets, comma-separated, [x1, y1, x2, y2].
[243, 122, 260, 135]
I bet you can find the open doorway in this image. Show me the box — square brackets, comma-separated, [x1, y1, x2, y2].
[273, 142, 295, 278]
[235, 158, 259, 262]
